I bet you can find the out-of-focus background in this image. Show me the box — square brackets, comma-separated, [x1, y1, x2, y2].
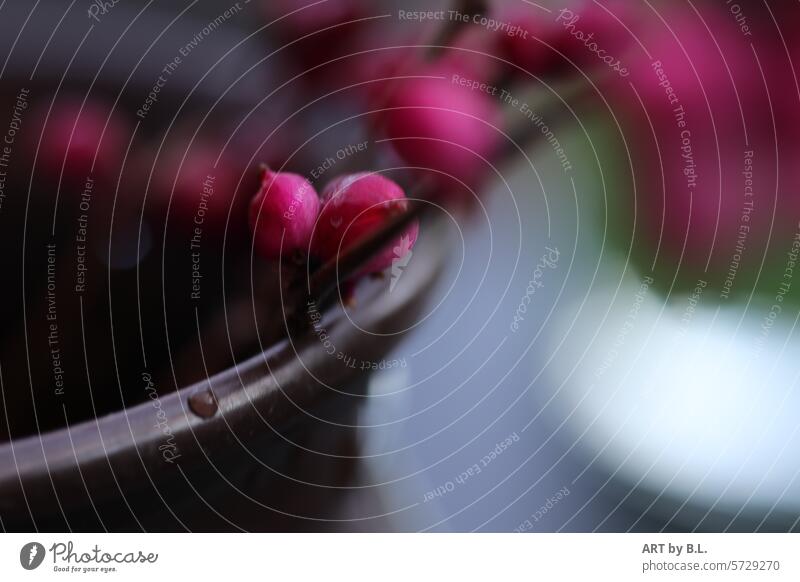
[1, 0, 799, 531]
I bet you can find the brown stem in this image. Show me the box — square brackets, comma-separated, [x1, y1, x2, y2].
[178, 81, 588, 380]
[174, 16, 610, 382]
[426, 0, 489, 60]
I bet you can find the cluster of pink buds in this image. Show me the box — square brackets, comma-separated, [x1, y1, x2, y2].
[248, 167, 418, 281]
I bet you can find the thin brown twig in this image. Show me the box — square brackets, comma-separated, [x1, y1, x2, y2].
[426, 0, 489, 60]
[171, 1, 609, 380]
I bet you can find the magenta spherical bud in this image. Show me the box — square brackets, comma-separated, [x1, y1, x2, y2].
[311, 172, 418, 275]
[439, 28, 500, 86]
[261, 0, 368, 87]
[264, 0, 363, 39]
[376, 75, 502, 193]
[152, 140, 245, 237]
[498, 2, 636, 79]
[249, 169, 320, 260]
[498, 10, 568, 75]
[611, 8, 779, 271]
[27, 98, 130, 190]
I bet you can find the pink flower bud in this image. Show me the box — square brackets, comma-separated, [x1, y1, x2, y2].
[609, 8, 780, 272]
[261, 0, 368, 87]
[311, 172, 418, 275]
[152, 138, 245, 237]
[263, 0, 363, 40]
[499, 2, 635, 78]
[375, 73, 502, 199]
[249, 168, 320, 260]
[498, 9, 569, 76]
[26, 98, 130, 191]
[440, 28, 500, 86]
